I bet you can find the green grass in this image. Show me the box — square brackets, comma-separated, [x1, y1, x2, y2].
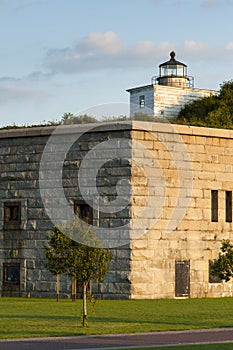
[117, 345, 233, 350]
[1, 297, 233, 339]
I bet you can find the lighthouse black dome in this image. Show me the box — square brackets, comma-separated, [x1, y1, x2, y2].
[159, 51, 187, 69]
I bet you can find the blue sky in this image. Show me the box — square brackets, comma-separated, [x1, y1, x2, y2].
[0, 0, 233, 127]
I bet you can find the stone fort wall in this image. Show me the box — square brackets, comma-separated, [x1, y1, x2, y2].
[0, 121, 233, 299]
[130, 122, 233, 298]
[0, 124, 132, 299]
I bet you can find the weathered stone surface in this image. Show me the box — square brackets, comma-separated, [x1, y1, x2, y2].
[0, 124, 133, 299]
[1, 122, 233, 300]
[130, 122, 233, 299]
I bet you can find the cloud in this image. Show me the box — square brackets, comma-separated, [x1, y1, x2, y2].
[0, 76, 21, 83]
[0, 70, 54, 84]
[201, 0, 220, 7]
[226, 42, 233, 50]
[151, 0, 186, 4]
[152, 0, 233, 8]
[2, 32, 233, 85]
[44, 31, 233, 76]
[133, 40, 172, 56]
[183, 40, 207, 55]
[13, 0, 46, 12]
[27, 71, 54, 80]
[44, 32, 175, 74]
[0, 86, 47, 104]
[182, 40, 233, 63]
[201, 0, 233, 7]
[0, 75, 49, 104]
[45, 31, 128, 75]
[79, 31, 124, 55]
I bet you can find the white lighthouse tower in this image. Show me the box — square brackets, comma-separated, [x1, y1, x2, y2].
[127, 51, 216, 119]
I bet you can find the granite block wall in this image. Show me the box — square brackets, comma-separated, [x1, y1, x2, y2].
[130, 122, 233, 299]
[0, 123, 132, 299]
[1, 121, 233, 300]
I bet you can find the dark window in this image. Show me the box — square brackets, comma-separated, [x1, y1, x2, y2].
[211, 190, 218, 222]
[4, 202, 21, 228]
[74, 200, 93, 224]
[209, 260, 222, 283]
[3, 263, 20, 285]
[226, 191, 232, 223]
[175, 260, 190, 297]
[139, 95, 145, 108]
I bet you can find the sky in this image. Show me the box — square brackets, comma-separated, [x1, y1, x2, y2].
[0, 0, 233, 127]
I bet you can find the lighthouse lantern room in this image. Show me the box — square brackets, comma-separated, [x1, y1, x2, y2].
[154, 51, 194, 88]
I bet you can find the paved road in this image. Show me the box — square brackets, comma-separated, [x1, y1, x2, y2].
[1, 328, 233, 350]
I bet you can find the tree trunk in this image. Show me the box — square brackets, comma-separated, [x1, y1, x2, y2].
[82, 282, 88, 327]
[89, 280, 92, 297]
[56, 274, 60, 302]
[71, 277, 76, 302]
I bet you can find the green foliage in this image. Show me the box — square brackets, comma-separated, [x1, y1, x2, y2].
[131, 112, 160, 122]
[211, 240, 233, 282]
[43, 217, 112, 326]
[101, 113, 158, 123]
[61, 111, 161, 125]
[61, 113, 98, 124]
[175, 80, 233, 129]
[0, 119, 60, 130]
[100, 114, 129, 122]
[58, 216, 100, 250]
[43, 227, 70, 276]
[44, 217, 112, 283]
[59, 218, 112, 284]
[1, 111, 161, 130]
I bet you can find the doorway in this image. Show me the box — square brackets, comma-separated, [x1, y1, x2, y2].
[175, 260, 190, 297]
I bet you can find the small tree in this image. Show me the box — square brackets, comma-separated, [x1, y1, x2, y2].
[43, 227, 70, 301]
[44, 217, 112, 326]
[211, 240, 233, 282]
[59, 217, 112, 326]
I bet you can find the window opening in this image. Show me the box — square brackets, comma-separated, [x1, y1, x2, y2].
[226, 191, 232, 223]
[211, 190, 218, 222]
[3, 263, 20, 285]
[139, 95, 145, 108]
[3, 202, 21, 228]
[74, 200, 93, 224]
[209, 260, 222, 283]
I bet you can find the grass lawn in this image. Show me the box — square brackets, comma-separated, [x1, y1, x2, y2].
[0, 297, 233, 339]
[118, 345, 233, 350]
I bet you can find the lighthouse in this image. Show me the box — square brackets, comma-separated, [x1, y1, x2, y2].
[127, 52, 216, 119]
[155, 51, 193, 88]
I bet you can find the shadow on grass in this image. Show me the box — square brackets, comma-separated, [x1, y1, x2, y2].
[0, 313, 226, 330]
[91, 315, 212, 327]
[0, 330, 87, 337]
[0, 314, 78, 320]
